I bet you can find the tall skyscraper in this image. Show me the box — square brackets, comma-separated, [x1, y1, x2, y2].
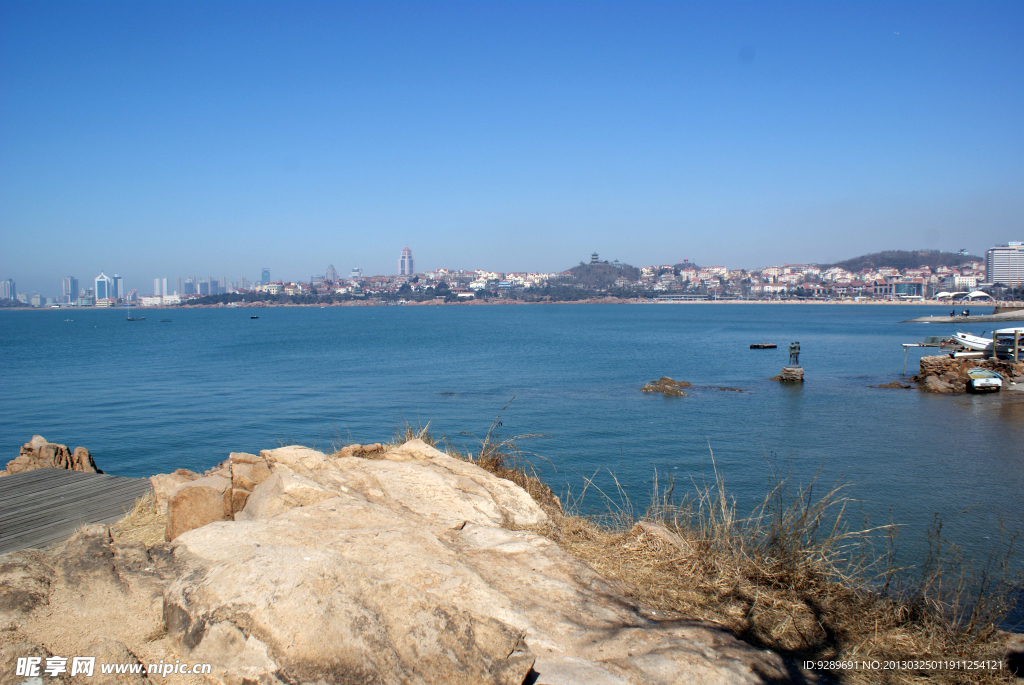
[62, 277, 79, 304]
[986, 242, 1024, 287]
[399, 246, 414, 276]
[112, 275, 123, 300]
[261, 268, 270, 285]
[0, 278, 14, 301]
[95, 272, 113, 300]
[325, 264, 338, 282]
[153, 278, 168, 297]
[177, 277, 183, 296]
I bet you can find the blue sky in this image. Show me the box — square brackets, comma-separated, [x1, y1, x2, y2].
[2, 1, 1022, 294]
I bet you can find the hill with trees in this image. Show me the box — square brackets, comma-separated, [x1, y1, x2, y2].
[820, 250, 982, 272]
[565, 261, 641, 288]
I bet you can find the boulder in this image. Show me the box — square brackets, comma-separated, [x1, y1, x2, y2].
[871, 381, 912, 389]
[163, 439, 788, 685]
[5, 436, 101, 474]
[165, 475, 233, 542]
[150, 471, 200, 514]
[920, 375, 953, 393]
[641, 377, 691, 396]
[229, 454, 271, 491]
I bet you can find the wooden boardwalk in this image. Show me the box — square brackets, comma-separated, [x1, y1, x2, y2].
[0, 469, 152, 555]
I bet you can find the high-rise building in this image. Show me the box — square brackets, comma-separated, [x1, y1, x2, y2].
[325, 264, 338, 282]
[112, 275, 123, 300]
[399, 246, 414, 276]
[95, 272, 113, 300]
[62, 277, 78, 304]
[177, 277, 183, 296]
[349, 268, 363, 280]
[986, 243, 1024, 287]
[261, 268, 270, 285]
[153, 278, 167, 297]
[0, 278, 14, 300]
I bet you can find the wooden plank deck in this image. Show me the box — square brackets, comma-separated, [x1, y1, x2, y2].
[0, 469, 153, 555]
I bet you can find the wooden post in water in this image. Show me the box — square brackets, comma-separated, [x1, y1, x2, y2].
[1015, 331, 1020, 362]
[992, 331, 998, 360]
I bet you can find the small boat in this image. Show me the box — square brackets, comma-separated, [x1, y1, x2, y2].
[251, 315, 259, 319]
[749, 343, 776, 349]
[159, 319, 171, 322]
[966, 368, 1002, 392]
[125, 305, 145, 321]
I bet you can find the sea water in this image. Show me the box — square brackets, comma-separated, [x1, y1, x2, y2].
[1, 303, 1021, 574]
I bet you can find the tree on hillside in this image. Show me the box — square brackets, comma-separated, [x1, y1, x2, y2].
[820, 250, 982, 272]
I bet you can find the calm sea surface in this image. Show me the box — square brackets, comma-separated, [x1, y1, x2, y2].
[1, 303, 1022, 572]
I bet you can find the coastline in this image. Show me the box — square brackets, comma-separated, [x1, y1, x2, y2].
[0, 297, 993, 311]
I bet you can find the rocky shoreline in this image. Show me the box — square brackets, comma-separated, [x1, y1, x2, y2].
[1, 439, 791, 685]
[913, 355, 1024, 393]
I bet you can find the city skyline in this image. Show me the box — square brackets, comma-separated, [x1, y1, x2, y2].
[8, 240, 1022, 305]
[2, 2, 1023, 294]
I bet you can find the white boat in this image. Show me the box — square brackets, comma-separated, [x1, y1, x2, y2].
[966, 368, 1002, 392]
[951, 327, 1024, 353]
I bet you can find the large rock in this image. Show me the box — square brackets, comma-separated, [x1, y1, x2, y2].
[914, 355, 1024, 393]
[165, 475, 233, 542]
[150, 470, 201, 514]
[4, 435, 101, 475]
[164, 439, 789, 684]
[640, 377, 690, 396]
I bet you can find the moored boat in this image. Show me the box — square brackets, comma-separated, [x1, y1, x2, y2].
[966, 368, 1002, 392]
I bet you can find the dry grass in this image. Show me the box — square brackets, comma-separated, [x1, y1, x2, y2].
[427, 429, 1022, 685]
[110, 493, 166, 547]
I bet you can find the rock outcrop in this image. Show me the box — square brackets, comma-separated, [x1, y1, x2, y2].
[2, 439, 795, 684]
[871, 381, 912, 389]
[770, 367, 804, 383]
[913, 355, 1024, 393]
[640, 377, 691, 396]
[2, 435, 101, 476]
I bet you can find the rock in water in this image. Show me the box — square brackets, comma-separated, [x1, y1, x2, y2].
[913, 355, 1024, 394]
[771, 367, 804, 383]
[641, 376, 691, 396]
[3, 435, 101, 475]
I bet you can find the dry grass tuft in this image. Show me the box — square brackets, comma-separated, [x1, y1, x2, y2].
[110, 493, 166, 547]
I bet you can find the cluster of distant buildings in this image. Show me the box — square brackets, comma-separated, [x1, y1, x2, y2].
[3, 242, 1023, 308]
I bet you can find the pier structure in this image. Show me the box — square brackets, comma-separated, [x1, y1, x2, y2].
[0, 469, 152, 554]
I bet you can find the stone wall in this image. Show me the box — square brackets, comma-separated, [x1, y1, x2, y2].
[914, 355, 1024, 393]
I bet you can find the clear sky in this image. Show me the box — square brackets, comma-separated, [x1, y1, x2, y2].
[2, 1, 1022, 295]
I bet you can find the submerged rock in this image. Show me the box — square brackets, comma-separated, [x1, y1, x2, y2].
[871, 381, 913, 389]
[641, 376, 691, 396]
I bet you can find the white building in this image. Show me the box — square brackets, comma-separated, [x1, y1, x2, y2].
[986, 242, 1024, 286]
[94, 272, 113, 300]
[399, 246, 415, 276]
